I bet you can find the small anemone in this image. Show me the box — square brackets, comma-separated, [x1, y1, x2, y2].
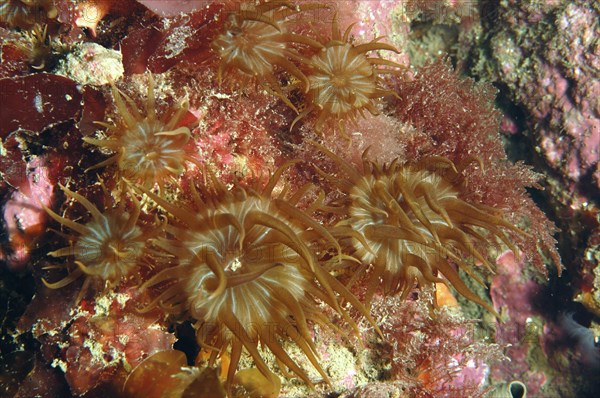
[43, 184, 151, 297]
[0, 0, 57, 28]
[12, 23, 53, 70]
[291, 16, 404, 137]
[84, 74, 193, 189]
[313, 142, 527, 314]
[211, 0, 324, 111]
[136, 162, 379, 391]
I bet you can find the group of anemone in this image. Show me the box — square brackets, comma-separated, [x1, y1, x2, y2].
[211, 1, 404, 137]
[41, 1, 528, 394]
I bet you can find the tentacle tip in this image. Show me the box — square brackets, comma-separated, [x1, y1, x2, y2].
[41, 278, 54, 288]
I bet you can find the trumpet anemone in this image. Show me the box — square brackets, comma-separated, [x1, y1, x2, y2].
[136, 163, 379, 390]
[43, 184, 149, 295]
[314, 143, 526, 314]
[84, 75, 192, 189]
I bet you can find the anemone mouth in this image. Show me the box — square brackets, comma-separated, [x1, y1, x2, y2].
[202, 262, 283, 292]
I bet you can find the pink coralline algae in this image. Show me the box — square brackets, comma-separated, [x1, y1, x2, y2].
[490, 251, 548, 396]
[490, 249, 600, 397]
[1, 155, 55, 270]
[465, 4, 600, 394]
[473, 0, 600, 190]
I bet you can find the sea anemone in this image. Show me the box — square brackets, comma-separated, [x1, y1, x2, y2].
[43, 184, 150, 297]
[12, 23, 53, 70]
[136, 162, 378, 390]
[84, 75, 193, 189]
[211, 1, 323, 111]
[0, 0, 57, 28]
[291, 16, 404, 136]
[314, 143, 525, 313]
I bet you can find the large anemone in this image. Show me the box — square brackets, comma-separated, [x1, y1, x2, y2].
[314, 143, 526, 314]
[84, 75, 192, 189]
[136, 163, 378, 390]
[43, 184, 151, 297]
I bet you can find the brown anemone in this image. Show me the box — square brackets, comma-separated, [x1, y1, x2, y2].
[211, 1, 324, 111]
[291, 16, 404, 136]
[136, 163, 379, 390]
[0, 0, 57, 28]
[12, 23, 53, 70]
[84, 74, 192, 190]
[313, 143, 526, 314]
[43, 184, 150, 298]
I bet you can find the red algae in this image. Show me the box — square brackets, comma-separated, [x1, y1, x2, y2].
[17, 284, 175, 396]
[391, 59, 561, 275]
[370, 293, 505, 398]
[120, 4, 225, 74]
[0, 74, 82, 137]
